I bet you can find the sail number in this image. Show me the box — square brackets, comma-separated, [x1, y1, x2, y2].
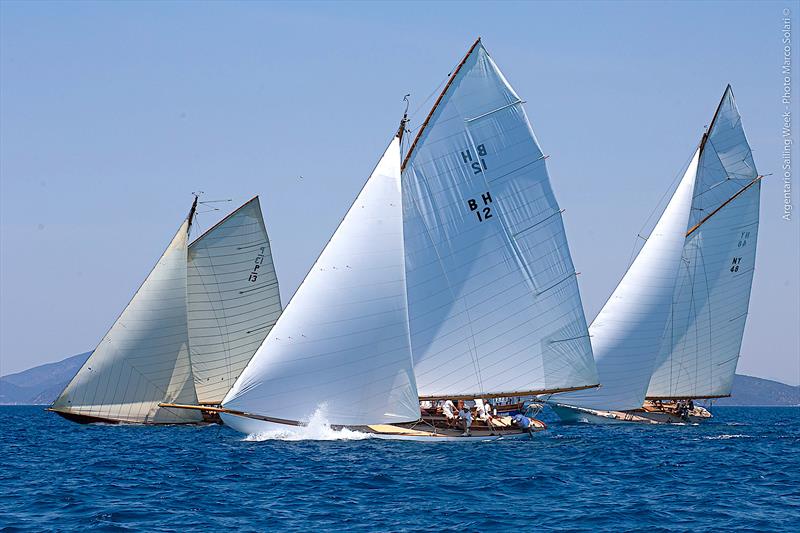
[467, 192, 493, 222]
[461, 144, 488, 174]
[737, 231, 750, 248]
[730, 232, 750, 273]
[248, 246, 267, 282]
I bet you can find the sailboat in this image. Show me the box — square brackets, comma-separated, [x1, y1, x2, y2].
[196, 39, 599, 440]
[550, 86, 761, 424]
[49, 196, 282, 424]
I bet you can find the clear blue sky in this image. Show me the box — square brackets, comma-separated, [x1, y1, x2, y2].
[1, 1, 798, 385]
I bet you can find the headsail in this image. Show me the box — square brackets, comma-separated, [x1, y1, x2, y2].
[222, 136, 420, 425]
[187, 197, 282, 405]
[401, 39, 598, 399]
[647, 86, 761, 399]
[558, 151, 700, 410]
[51, 211, 202, 423]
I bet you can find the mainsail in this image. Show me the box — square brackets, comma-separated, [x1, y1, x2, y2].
[557, 151, 700, 411]
[51, 209, 202, 423]
[647, 86, 761, 399]
[187, 197, 282, 405]
[222, 136, 420, 426]
[401, 39, 598, 399]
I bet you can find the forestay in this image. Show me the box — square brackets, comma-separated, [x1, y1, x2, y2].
[187, 197, 282, 405]
[401, 40, 598, 399]
[559, 151, 700, 411]
[647, 86, 761, 399]
[222, 137, 420, 425]
[51, 219, 202, 423]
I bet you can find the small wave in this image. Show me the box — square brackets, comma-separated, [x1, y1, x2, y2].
[703, 434, 753, 440]
[243, 406, 372, 442]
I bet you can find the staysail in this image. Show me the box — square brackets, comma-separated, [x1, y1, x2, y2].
[51, 212, 202, 423]
[401, 39, 598, 399]
[187, 197, 282, 405]
[647, 86, 761, 399]
[222, 136, 420, 425]
[557, 151, 700, 411]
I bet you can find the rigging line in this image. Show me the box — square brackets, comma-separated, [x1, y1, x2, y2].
[625, 148, 698, 269]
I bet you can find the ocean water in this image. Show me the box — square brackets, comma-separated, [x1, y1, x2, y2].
[1, 406, 798, 532]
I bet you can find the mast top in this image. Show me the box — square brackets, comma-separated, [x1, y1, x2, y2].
[396, 94, 411, 141]
[187, 193, 200, 232]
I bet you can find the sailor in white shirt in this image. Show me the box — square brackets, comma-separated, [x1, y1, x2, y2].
[441, 399, 457, 426]
[474, 399, 489, 420]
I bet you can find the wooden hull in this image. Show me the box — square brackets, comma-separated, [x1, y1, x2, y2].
[220, 412, 545, 441]
[51, 409, 123, 425]
[48, 407, 217, 426]
[550, 403, 712, 425]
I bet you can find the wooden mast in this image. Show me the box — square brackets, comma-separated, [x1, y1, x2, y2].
[400, 37, 482, 171]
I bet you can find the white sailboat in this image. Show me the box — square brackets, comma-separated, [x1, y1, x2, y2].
[50, 196, 282, 424]
[213, 39, 599, 440]
[551, 86, 761, 424]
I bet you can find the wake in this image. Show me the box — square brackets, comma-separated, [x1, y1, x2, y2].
[243, 406, 372, 442]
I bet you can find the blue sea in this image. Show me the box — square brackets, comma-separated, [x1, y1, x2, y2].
[1, 406, 798, 532]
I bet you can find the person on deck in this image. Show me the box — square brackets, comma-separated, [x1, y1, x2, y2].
[511, 413, 533, 431]
[476, 399, 497, 434]
[457, 400, 472, 436]
[442, 399, 457, 427]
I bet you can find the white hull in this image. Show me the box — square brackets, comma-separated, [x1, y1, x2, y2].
[550, 403, 711, 425]
[221, 412, 538, 441]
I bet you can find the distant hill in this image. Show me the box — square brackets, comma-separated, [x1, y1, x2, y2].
[0, 352, 798, 406]
[711, 374, 800, 406]
[0, 352, 90, 405]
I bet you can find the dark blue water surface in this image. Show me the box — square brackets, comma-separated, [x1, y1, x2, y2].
[1, 406, 798, 532]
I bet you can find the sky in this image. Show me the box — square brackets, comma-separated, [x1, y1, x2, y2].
[1, 1, 798, 385]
